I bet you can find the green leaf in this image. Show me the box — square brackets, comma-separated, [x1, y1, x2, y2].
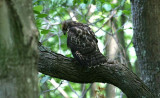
[37, 14, 48, 18]
[103, 3, 112, 11]
[33, 5, 43, 13]
[92, 0, 96, 5]
[128, 27, 133, 29]
[41, 29, 50, 34]
[73, 0, 82, 5]
[122, 10, 131, 15]
[117, 29, 123, 33]
[117, 10, 123, 17]
[67, 0, 73, 6]
[40, 76, 50, 84]
[33, 10, 40, 14]
[84, 0, 88, 4]
[79, 3, 86, 9]
[99, 0, 106, 3]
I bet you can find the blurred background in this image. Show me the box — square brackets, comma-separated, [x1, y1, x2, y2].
[33, 0, 137, 98]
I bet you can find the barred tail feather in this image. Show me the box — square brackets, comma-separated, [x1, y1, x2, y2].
[72, 50, 107, 67]
[89, 51, 106, 67]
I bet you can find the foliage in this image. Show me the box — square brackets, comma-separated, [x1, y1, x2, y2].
[33, 0, 134, 97]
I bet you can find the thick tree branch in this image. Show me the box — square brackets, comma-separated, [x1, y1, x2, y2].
[38, 43, 154, 98]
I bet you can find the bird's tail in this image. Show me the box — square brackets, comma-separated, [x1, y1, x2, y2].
[80, 50, 107, 67]
[88, 51, 107, 67]
[72, 50, 107, 67]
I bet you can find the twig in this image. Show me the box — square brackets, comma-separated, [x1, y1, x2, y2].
[41, 80, 63, 94]
[57, 31, 62, 53]
[80, 84, 93, 98]
[68, 81, 80, 97]
[41, 33, 56, 43]
[50, 79, 69, 98]
[126, 37, 133, 49]
[95, 10, 117, 33]
[85, 5, 91, 20]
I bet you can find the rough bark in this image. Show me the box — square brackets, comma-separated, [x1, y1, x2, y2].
[38, 43, 154, 98]
[0, 0, 38, 98]
[131, 0, 160, 97]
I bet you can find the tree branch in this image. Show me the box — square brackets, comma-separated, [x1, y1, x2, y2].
[38, 43, 155, 98]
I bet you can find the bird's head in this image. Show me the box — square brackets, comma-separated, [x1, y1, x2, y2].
[62, 21, 77, 35]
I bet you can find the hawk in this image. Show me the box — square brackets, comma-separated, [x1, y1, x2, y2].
[62, 21, 106, 67]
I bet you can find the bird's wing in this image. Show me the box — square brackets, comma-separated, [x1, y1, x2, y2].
[67, 26, 98, 54]
[66, 26, 101, 66]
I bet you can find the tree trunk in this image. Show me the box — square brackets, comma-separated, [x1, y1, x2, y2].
[0, 0, 38, 98]
[131, 0, 160, 97]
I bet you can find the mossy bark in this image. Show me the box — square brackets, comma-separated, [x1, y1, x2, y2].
[0, 0, 38, 98]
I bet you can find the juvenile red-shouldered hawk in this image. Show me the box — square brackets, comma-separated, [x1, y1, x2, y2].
[62, 21, 106, 67]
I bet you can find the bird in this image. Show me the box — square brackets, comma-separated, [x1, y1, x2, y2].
[62, 20, 107, 67]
